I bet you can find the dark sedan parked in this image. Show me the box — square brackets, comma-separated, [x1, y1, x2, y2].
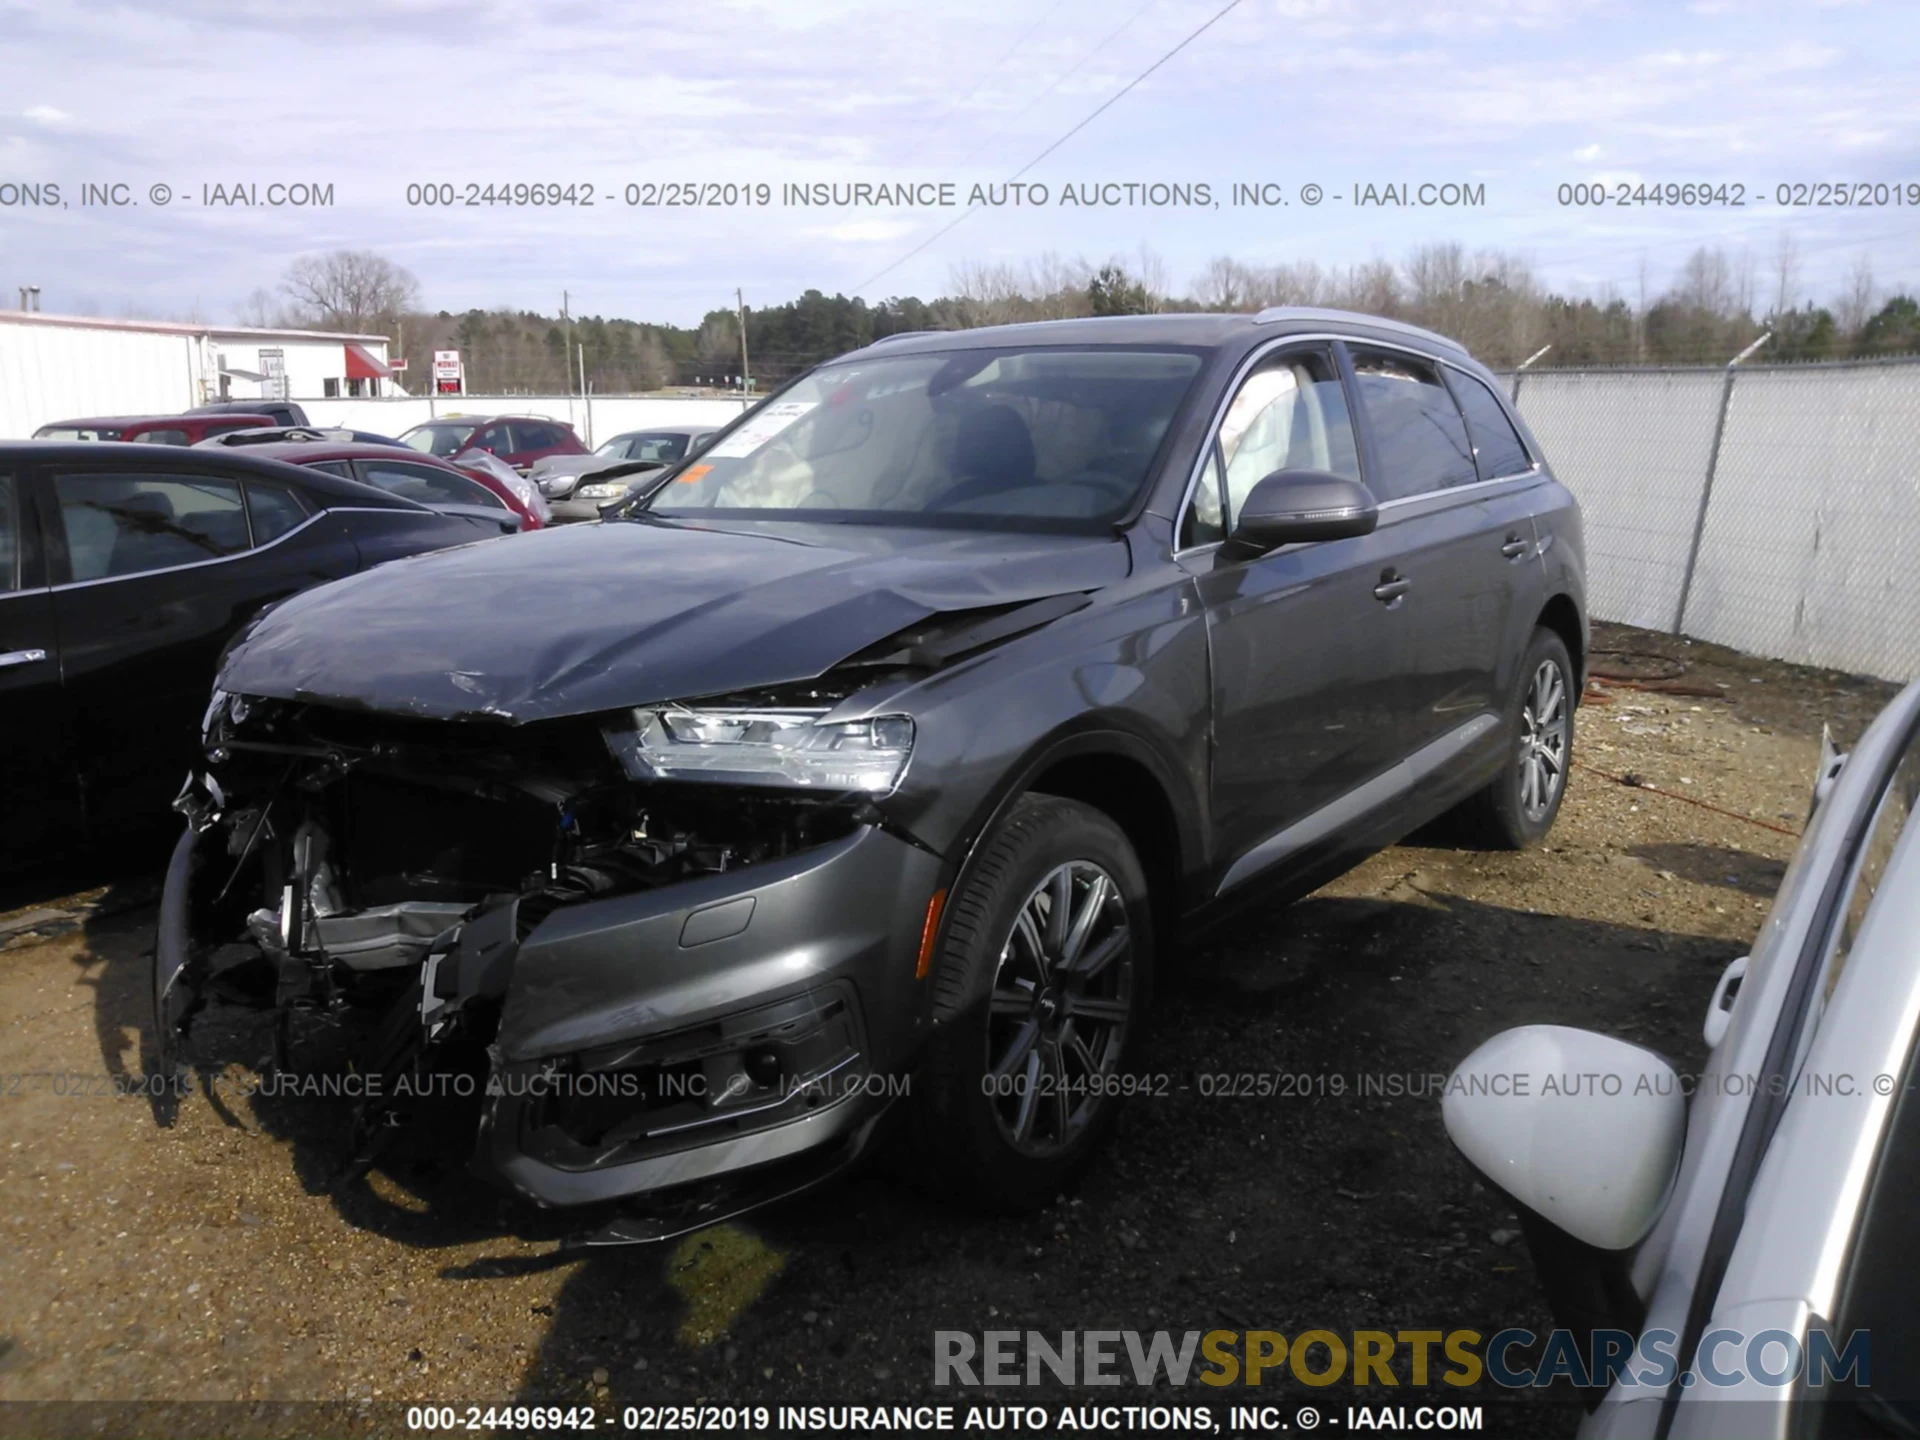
[162, 309, 1586, 1228]
[0, 442, 494, 872]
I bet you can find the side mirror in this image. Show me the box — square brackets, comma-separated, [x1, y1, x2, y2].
[1229, 469, 1378, 554]
[1444, 1025, 1685, 1251]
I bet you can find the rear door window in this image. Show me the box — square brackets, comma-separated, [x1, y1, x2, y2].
[304, 460, 357, 480]
[1348, 347, 1477, 500]
[357, 458, 505, 509]
[510, 422, 558, 452]
[1447, 369, 1534, 481]
[129, 428, 190, 447]
[54, 473, 251, 581]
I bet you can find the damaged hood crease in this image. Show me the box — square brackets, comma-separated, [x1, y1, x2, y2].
[216, 521, 1129, 723]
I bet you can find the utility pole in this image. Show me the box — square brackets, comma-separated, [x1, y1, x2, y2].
[562, 289, 577, 429]
[736, 287, 750, 394]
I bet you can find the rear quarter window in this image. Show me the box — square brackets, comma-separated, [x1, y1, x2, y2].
[1447, 369, 1534, 481]
[245, 481, 311, 544]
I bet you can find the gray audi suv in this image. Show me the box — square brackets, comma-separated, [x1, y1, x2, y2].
[158, 308, 1587, 1232]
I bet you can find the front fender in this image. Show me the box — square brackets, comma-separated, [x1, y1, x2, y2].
[153, 825, 204, 1085]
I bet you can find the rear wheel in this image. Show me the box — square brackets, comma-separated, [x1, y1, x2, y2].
[1458, 627, 1575, 849]
[910, 794, 1152, 1212]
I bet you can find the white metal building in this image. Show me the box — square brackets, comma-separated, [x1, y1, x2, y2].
[0, 312, 402, 438]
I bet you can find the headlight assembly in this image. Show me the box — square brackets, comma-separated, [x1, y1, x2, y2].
[576, 481, 627, 500]
[604, 707, 914, 792]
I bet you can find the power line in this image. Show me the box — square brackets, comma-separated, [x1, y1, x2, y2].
[953, 0, 1161, 172]
[895, 0, 1074, 167]
[852, 0, 1245, 296]
[1006, 0, 1241, 183]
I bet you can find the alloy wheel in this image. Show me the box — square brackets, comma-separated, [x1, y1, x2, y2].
[1519, 658, 1569, 821]
[984, 860, 1133, 1158]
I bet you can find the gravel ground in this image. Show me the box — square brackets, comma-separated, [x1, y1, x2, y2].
[0, 623, 1901, 1437]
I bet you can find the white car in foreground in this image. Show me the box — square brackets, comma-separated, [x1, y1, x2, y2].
[1446, 681, 1919, 1439]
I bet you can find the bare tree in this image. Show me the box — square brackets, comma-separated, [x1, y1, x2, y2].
[1132, 244, 1171, 313]
[236, 286, 301, 329]
[1264, 260, 1329, 307]
[1770, 232, 1802, 319]
[1835, 252, 1877, 337]
[1341, 259, 1402, 316]
[1672, 246, 1736, 318]
[1192, 256, 1258, 311]
[280, 250, 421, 333]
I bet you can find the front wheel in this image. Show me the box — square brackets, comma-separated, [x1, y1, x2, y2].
[1457, 627, 1575, 849]
[909, 794, 1153, 1212]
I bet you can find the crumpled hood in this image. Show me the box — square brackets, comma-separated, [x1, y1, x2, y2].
[218, 519, 1130, 722]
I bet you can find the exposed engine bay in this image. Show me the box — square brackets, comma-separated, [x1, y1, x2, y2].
[164, 689, 879, 1194]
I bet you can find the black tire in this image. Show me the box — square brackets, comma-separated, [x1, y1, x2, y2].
[909, 794, 1153, 1212]
[1457, 627, 1576, 850]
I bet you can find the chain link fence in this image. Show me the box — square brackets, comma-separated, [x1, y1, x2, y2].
[1504, 358, 1920, 683]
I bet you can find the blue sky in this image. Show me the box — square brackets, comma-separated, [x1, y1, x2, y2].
[1, 0, 1914, 325]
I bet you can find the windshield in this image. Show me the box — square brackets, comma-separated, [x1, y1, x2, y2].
[402, 423, 477, 457]
[641, 346, 1203, 531]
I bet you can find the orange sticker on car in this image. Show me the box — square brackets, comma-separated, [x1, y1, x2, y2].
[677, 464, 714, 484]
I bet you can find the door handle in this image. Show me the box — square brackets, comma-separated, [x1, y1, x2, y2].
[1372, 573, 1411, 603]
[1500, 535, 1532, 559]
[1703, 954, 1749, 1048]
[0, 648, 49, 669]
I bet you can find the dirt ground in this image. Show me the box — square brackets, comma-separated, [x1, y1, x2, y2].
[0, 622, 1902, 1437]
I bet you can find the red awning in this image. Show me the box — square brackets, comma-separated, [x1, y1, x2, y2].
[343, 342, 394, 380]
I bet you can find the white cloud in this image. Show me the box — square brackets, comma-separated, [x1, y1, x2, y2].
[23, 104, 71, 125]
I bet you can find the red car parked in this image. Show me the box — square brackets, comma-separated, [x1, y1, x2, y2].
[33, 412, 278, 446]
[396, 414, 587, 474]
[230, 440, 544, 532]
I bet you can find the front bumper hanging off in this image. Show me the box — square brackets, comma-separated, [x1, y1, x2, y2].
[156, 818, 947, 1216]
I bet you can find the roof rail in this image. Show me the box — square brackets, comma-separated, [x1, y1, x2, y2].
[1252, 306, 1468, 356]
[866, 330, 938, 346]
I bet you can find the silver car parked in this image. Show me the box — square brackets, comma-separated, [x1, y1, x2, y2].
[1445, 680, 1920, 1437]
[532, 427, 716, 521]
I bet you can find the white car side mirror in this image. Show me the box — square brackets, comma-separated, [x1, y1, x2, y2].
[1443, 1025, 1686, 1251]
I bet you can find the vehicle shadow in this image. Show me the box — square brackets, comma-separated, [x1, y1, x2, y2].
[495, 886, 1739, 1419]
[1628, 841, 1787, 897]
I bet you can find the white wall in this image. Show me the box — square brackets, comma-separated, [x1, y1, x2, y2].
[0, 321, 198, 437]
[1512, 361, 1920, 683]
[299, 393, 752, 444]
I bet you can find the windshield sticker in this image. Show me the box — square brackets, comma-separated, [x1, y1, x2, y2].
[674, 463, 714, 485]
[706, 401, 817, 459]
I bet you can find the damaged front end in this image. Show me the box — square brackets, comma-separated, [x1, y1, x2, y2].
[157, 685, 947, 1223]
